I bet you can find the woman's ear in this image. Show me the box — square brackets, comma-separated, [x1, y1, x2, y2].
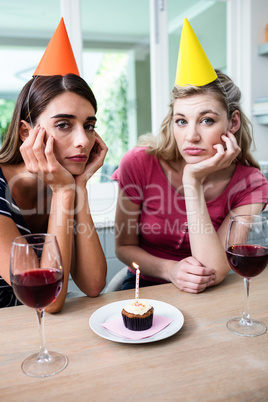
[19, 120, 32, 142]
[228, 110, 241, 134]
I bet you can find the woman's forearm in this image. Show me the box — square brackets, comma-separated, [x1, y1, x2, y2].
[46, 187, 76, 313]
[183, 177, 229, 283]
[72, 187, 107, 296]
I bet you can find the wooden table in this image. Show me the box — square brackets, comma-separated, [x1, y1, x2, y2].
[1, 270, 268, 402]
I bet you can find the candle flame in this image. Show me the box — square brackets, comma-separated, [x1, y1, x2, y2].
[132, 262, 140, 270]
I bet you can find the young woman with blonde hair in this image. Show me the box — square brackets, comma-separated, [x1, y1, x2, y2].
[112, 69, 268, 293]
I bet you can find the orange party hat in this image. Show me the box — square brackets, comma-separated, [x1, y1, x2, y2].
[33, 18, 80, 77]
[175, 18, 217, 87]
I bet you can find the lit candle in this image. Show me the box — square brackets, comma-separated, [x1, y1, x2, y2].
[132, 262, 140, 305]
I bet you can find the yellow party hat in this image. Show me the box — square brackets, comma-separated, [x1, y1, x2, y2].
[33, 18, 80, 77]
[175, 18, 217, 86]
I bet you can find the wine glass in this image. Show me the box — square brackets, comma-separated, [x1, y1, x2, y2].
[226, 214, 268, 337]
[10, 233, 68, 377]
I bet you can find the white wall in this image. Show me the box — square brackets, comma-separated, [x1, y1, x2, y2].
[251, 0, 268, 162]
[228, 0, 268, 163]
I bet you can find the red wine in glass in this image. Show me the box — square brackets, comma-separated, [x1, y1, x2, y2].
[11, 269, 63, 309]
[226, 215, 268, 337]
[10, 233, 68, 377]
[226, 245, 268, 279]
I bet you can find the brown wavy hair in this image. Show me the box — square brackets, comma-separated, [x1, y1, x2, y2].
[0, 74, 97, 165]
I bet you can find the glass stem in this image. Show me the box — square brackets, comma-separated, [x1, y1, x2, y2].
[242, 277, 251, 322]
[36, 309, 50, 362]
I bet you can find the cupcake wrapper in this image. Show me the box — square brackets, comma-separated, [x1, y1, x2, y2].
[122, 313, 153, 331]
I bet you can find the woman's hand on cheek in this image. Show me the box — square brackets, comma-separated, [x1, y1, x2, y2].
[75, 132, 108, 186]
[20, 125, 74, 191]
[210, 131, 240, 169]
[219, 131, 241, 161]
[183, 131, 241, 182]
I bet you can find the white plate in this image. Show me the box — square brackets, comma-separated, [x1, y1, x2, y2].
[89, 299, 184, 344]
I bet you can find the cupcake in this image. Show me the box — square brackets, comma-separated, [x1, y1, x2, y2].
[122, 301, 154, 331]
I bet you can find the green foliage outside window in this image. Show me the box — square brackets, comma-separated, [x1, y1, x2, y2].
[92, 53, 129, 171]
[0, 99, 15, 145]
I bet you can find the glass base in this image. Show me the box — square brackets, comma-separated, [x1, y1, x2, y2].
[227, 316, 267, 337]
[22, 351, 68, 377]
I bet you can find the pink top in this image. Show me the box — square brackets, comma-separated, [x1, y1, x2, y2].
[112, 147, 268, 282]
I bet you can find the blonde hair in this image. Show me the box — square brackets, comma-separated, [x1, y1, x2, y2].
[139, 70, 260, 169]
